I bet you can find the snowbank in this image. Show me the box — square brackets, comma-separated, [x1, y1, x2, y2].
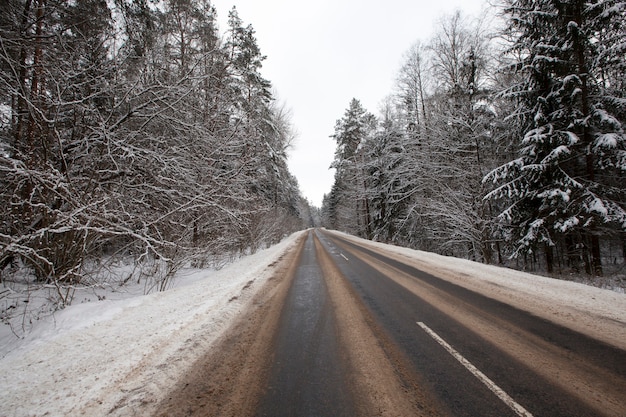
[0, 231, 304, 417]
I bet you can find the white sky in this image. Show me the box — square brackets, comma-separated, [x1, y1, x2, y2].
[210, 0, 489, 207]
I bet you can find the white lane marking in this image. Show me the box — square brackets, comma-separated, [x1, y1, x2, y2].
[417, 322, 534, 417]
[339, 253, 349, 261]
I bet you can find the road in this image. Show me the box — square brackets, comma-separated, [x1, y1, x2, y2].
[156, 229, 626, 417]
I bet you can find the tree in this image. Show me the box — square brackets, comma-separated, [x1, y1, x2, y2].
[484, 0, 626, 275]
[326, 99, 376, 237]
[363, 100, 410, 242]
[1, 0, 307, 294]
[392, 11, 498, 260]
[396, 41, 429, 134]
[1, 0, 118, 282]
[324, 12, 501, 261]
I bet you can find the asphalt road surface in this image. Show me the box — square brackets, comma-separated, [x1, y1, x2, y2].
[256, 231, 357, 416]
[157, 229, 626, 417]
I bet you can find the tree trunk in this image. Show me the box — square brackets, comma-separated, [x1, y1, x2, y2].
[363, 181, 371, 239]
[572, 1, 603, 277]
[544, 243, 554, 274]
[589, 234, 603, 276]
[565, 234, 582, 272]
[26, 0, 47, 166]
[15, 0, 32, 151]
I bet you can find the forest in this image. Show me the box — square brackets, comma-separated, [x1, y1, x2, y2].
[1, 0, 625, 311]
[0, 0, 315, 297]
[322, 0, 626, 276]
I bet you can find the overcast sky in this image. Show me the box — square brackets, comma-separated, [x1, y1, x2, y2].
[210, 0, 489, 207]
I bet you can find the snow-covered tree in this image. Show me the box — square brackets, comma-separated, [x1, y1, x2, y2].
[1, 0, 307, 289]
[396, 41, 429, 134]
[484, 0, 626, 275]
[363, 101, 411, 242]
[325, 99, 376, 236]
[325, 12, 501, 261]
[385, 11, 499, 260]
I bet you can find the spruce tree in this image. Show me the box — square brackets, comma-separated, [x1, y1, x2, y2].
[484, 0, 626, 275]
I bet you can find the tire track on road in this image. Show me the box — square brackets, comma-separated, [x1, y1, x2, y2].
[313, 232, 444, 417]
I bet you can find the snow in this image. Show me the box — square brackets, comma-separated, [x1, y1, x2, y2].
[595, 108, 622, 129]
[594, 132, 619, 149]
[585, 196, 608, 216]
[0, 231, 304, 417]
[555, 215, 579, 232]
[1, 229, 625, 416]
[537, 188, 570, 203]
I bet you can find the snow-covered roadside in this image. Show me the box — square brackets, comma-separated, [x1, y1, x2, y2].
[0, 231, 304, 417]
[331, 230, 626, 350]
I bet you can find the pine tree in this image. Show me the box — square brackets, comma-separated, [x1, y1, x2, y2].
[328, 99, 376, 237]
